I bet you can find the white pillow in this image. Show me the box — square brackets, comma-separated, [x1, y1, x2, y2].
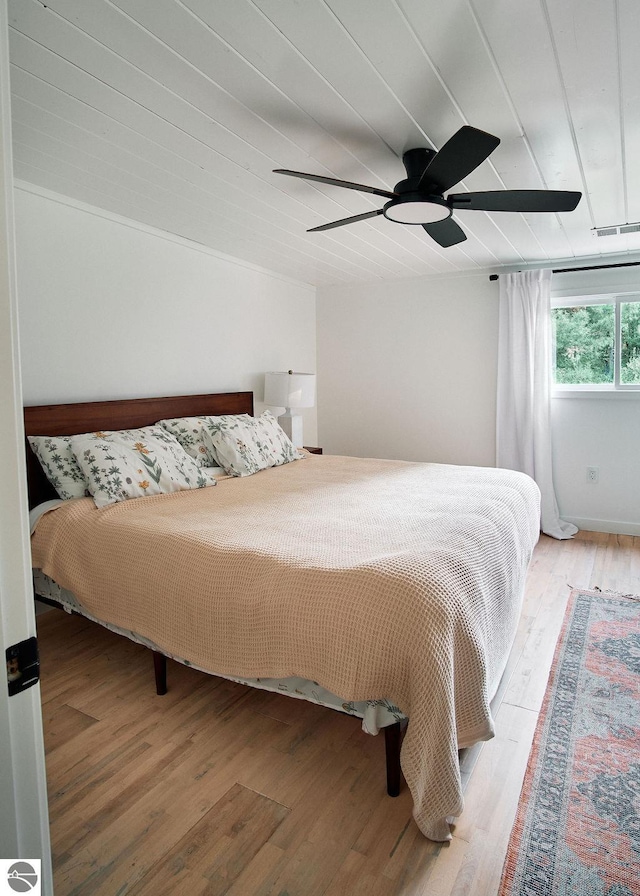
[204, 411, 302, 477]
[158, 415, 251, 467]
[28, 435, 88, 500]
[70, 427, 215, 507]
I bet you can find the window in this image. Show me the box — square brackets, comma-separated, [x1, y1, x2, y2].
[551, 295, 640, 390]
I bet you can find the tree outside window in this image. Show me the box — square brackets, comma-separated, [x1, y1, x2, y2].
[552, 298, 640, 388]
[621, 302, 640, 384]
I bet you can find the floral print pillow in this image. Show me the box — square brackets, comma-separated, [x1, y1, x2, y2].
[70, 427, 215, 508]
[204, 411, 303, 477]
[28, 435, 88, 500]
[158, 415, 251, 467]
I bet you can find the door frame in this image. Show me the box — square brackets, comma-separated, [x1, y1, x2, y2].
[0, 0, 52, 890]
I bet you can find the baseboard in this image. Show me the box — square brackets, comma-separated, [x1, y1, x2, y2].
[566, 517, 640, 537]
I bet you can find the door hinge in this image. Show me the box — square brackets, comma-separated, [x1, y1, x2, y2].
[6, 636, 39, 696]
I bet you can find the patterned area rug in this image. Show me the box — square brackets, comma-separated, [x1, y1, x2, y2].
[499, 588, 640, 896]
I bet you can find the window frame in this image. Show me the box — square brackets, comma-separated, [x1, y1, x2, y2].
[551, 292, 640, 395]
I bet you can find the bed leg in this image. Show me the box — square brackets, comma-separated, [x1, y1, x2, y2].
[384, 720, 406, 797]
[153, 651, 167, 695]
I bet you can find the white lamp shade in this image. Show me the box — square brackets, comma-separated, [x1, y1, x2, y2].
[264, 371, 315, 409]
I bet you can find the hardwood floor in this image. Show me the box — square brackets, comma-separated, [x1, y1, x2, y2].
[36, 531, 640, 895]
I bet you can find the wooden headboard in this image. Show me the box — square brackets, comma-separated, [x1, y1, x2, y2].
[24, 391, 254, 509]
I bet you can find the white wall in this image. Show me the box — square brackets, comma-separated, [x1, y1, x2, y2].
[316, 272, 499, 466]
[318, 266, 639, 536]
[14, 185, 318, 444]
[551, 394, 639, 535]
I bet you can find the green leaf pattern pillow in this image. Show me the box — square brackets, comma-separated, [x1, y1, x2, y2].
[158, 415, 251, 467]
[70, 427, 214, 507]
[204, 411, 302, 477]
[28, 435, 88, 500]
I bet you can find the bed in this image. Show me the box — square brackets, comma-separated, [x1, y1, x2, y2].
[25, 390, 541, 842]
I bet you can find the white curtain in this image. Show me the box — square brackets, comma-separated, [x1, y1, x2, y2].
[496, 269, 577, 540]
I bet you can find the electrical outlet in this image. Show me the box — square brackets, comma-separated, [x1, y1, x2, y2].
[586, 466, 599, 483]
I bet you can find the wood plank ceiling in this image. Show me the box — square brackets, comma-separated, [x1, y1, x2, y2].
[8, 0, 640, 286]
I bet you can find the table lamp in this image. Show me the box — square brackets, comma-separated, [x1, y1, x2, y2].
[264, 370, 316, 447]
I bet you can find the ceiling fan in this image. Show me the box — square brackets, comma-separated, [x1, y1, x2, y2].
[274, 126, 581, 247]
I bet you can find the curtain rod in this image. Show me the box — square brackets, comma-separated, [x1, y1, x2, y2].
[488, 260, 640, 281]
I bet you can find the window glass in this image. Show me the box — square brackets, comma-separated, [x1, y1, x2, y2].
[552, 304, 614, 385]
[621, 302, 640, 384]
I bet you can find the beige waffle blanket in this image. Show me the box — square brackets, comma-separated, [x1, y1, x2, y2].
[31, 454, 540, 840]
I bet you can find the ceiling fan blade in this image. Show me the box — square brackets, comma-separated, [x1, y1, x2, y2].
[418, 126, 500, 193]
[274, 169, 397, 200]
[308, 209, 384, 232]
[449, 190, 582, 212]
[422, 217, 467, 247]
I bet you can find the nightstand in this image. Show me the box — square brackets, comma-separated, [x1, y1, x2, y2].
[303, 446, 323, 455]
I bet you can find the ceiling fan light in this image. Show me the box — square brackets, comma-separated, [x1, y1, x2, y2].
[383, 195, 451, 224]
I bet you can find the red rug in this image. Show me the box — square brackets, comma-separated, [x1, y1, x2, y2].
[499, 588, 640, 896]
